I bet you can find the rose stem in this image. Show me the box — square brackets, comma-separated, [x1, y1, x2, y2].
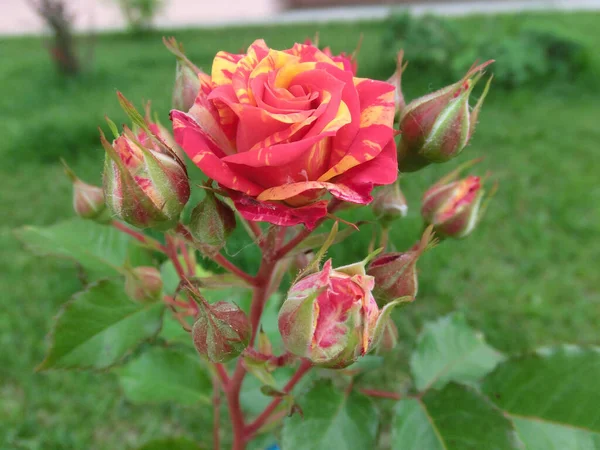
[359, 388, 402, 400]
[111, 220, 167, 253]
[244, 359, 313, 438]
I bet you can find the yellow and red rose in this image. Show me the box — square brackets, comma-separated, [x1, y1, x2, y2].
[171, 39, 397, 228]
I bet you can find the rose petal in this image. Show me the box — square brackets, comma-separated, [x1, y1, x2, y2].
[257, 180, 371, 205]
[318, 78, 395, 181]
[230, 192, 328, 229]
[171, 110, 263, 195]
[337, 139, 398, 190]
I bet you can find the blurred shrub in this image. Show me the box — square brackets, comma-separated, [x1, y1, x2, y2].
[382, 13, 464, 78]
[452, 27, 590, 88]
[383, 13, 590, 88]
[116, 0, 165, 33]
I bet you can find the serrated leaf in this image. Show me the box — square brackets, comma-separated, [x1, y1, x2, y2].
[482, 346, 600, 437]
[16, 219, 149, 281]
[512, 417, 600, 450]
[282, 380, 379, 450]
[38, 280, 164, 370]
[410, 313, 504, 391]
[136, 437, 201, 449]
[116, 347, 211, 405]
[391, 383, 524, 450]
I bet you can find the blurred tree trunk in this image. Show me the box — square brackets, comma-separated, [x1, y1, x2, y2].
[29, 0, 80, 76]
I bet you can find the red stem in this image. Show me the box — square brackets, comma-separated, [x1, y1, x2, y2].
[215, 363, 230, 387]
[245, 359, 312, 438]
[213, 253, 257, 286]
[111, 220, 167, 253]
[179, 240, 195, 277]
[359, 388, 402, 400]
[213, 376, 221, 450]
[166, 235, 187, 281]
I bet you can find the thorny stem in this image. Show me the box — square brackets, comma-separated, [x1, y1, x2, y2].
[245, 359, 313, 438]
[359, 388, 402, 400]
[111, 220, 167, 252]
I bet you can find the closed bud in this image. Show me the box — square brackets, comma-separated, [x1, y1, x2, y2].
[372, 180, 407, 224]
[189, 191, 236, 256]
[278, 259, 380, 369]
[101, 120, 190, 230]
[137, 103, 185, 161]
[421, 161, 494, 239]
[125, 266, 163, 303]
[164, 37, 212, 112]
[62, 160, 111, 223]
[368, 226, 436, 303]
[386, 49, 408, 116]
[398, 61, 493, 172]
[192, 299, 251, 363]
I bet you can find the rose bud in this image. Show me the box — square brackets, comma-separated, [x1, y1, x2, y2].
[278, 259, 380, 369]
[136, 103, 185, 161]
[192, 299, 251, 363]
[163, 37, 212, 112]
[367, 226, 436, 303]
[101, 122, 190, 230]
[398, 61, 493, 172]
[61, 159, 111, 224]
[188, 191, 236, 256]
[124, 266, 163, 303]
[386, 49, 408, 116]
[372, 180, 408, 225]
[421, 162, 494, 239]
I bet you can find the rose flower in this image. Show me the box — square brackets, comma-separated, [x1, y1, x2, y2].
[171, 39, 397, 228]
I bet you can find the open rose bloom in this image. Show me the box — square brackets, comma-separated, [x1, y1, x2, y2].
[171, 39, 397, 228]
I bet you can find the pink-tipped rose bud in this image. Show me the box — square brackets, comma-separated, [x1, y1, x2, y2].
[62, 160, 111, 223]
[398, 62, 493, 172]
[421, 164, 493, 239]
[368, 227, 435, 303]
[278, 259, 380, 368]
[101, 123, 190, 230]
[189, 191, 236, 256]
[136, 103, 185, 161]
[125, 266, 163, 303]
[372, 180, 408, 225]
[192, 300, 251, 363]
[164, 37, 212, 112]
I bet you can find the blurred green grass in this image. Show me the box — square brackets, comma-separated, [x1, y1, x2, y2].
[1, 12, 600, 449]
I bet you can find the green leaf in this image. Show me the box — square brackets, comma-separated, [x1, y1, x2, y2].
[512, 417, 600, 450]
[391, 383, 524, 450]
[410, 313, 504, 391]
[136, 437, 201, 449]
[282, 380, 379, 450]
[241, 367, 295, 415]
[38, 280, 164, 370]
[159, 315, 193, 347]
[16, 219, 149, 281]
[116, 347, 211, 405]
[482, 346, 600, 438]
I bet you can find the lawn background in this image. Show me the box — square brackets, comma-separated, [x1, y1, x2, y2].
[1, 11, 599, 449]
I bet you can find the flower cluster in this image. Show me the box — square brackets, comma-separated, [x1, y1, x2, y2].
[65, 38, 494, 368]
